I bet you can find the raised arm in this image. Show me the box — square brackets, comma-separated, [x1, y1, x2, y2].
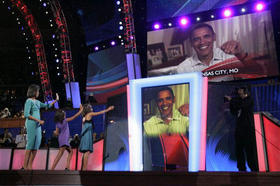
[49, 93, 59, 107]
[66, 104, 83, 122]
[88, 106, 114, 117]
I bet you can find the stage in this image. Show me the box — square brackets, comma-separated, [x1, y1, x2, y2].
[0, 170, 280, 185]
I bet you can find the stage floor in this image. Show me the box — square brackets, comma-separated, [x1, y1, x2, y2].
[0, 170, 280, 185]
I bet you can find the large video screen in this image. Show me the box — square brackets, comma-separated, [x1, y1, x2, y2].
[147, 0, 257, 22]
[142, 84, 189, 171]
[147, 11, 279, 82]
[86, 45, 128, 102]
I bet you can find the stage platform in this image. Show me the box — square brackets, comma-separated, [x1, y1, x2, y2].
[0, 171, 280, 185]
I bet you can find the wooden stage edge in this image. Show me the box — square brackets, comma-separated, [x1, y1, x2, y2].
[0, 170, 280, 185]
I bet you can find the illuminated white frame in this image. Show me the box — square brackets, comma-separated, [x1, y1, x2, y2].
[128, 72, 207, 171]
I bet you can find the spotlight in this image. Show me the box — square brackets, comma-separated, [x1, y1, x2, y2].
[255, 2, 265, 11]
[179, 17, 189, 27]
[211, 15, 215, 18]
[49, 19, 52, 22]
[54, 54, 57, 57]
[17, 22, 21, 24]
[56, 67, 59, 69]
[57, 73, 60, 76]
[196, 17, 200, 21]
[168, 22, 172, 27]
[45, 11, 48, 14]
[16, 17, 19, 21]
[116, 1, 120, 5]
[223, 8, 233, 18]
[130, 36, 134, 40]
[153, 23, 161, 30]
[241, 8, 246, 13]
[22, 32, 25, 35]
[121, 42, 124, 45]
[28, 56, 31, 59]
[119, 25, 123, 30]
[119, 21, 122, 25]
[94, 46, 99, 51]
[52, 43, 55, 46]
[50, 24, 53, 27]
[118, 35, 122, 39]
[55, 48, 58, 51]
[52, 34, 55, 39]
[111, 41, 116, 46]
[118, 8, 122, 12]
[56, 59, 59, 63]
[43, 2, 47, 7]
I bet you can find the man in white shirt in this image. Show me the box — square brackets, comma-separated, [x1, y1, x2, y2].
[176, 23, 248, 78]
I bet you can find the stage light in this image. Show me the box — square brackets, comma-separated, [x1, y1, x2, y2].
[17, 21, 21, 24]
[196, 17, 201, 21]
[241, 8, 246, 13]
[52, 34, 55, 39]
[255, 2, 265, 11]
[111, 41, 116, 46]
[118, 8, 122, 12]
[55, 48, 58, 51]
[26, 46, 28, 49]
[119, 21, 122, 25]
[118, 35, 122, 39]
[52, 43, 55, 46]
[45, 11, 48, 14]
[54, 54, 57, 57]
[179, 17, 189, 27]
[12, 11, 14, 14]
[121, 42, 124, 45]
[211, 15, 215, 18]
[153, 23, 161, 30]
[49, 19, 52, 22]
[50, 24, 53, 27]
[21, 26, 24, 30]
[22, 32, 25, 35]
[116, 1, 120, 5]
[43, 2, 47, 7]
[16, 17, 19, 21]
[2, 1, 5, 3]
[25, 38, 28, 40]
[168, 22, 172, 27]
[56, 67, 59, 69]
[56, 59, 59, 63]
[119, 25, 124, 30]
[130, 36, 133, 40]
[223, 8, 233, 18]
[94, 46, 99, 51]
[57, 73, 60, 76]
[28, 56, 31, 59]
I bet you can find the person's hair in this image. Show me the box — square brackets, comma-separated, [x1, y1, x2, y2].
[238, 86, 250, 95]
[189, 23, 215, 39]
[156, 86, 175, 100]
[54, 109, 65, 123]
[27, 84, 40, 98]
[82, 104, 92, 117]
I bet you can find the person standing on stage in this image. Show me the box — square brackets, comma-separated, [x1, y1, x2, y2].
[225, 87, 259, 172]
[51, 104, 83, 170]
[79, 104, 114, 170]
[23, 84, 58, 170]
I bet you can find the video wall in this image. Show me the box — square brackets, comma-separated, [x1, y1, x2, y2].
[147, 10, 279, 82]
[86, 45, 128, 102]
[142, 84, 190, 171]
